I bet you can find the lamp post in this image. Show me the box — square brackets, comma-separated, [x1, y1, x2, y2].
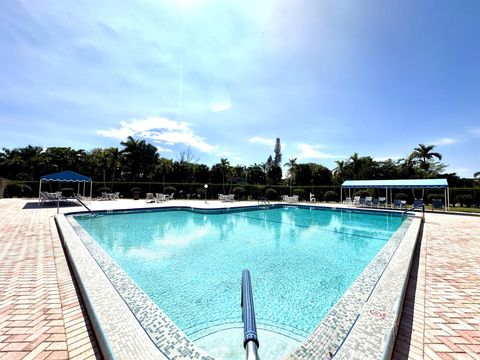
[204, 184, 208, 204]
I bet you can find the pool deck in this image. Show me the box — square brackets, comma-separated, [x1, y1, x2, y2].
[0, 198, 479, 359]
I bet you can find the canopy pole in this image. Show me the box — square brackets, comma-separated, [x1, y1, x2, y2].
[38, 179, 42, 201]
[340, 187, 343, 203]
[89, 181, 93, 204]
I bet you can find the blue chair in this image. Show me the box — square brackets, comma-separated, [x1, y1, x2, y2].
[432, 199, 445, 211]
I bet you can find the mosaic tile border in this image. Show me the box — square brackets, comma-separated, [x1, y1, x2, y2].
[58, 204, 421, 360]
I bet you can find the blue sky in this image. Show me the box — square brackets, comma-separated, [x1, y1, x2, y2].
[1, 0, 479, 177]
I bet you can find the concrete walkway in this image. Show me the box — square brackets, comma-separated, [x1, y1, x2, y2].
[1, 198, 479, 359]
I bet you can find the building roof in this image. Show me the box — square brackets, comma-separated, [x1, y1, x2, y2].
[40, 171, 92, 182]
[341, 179, 448, 189]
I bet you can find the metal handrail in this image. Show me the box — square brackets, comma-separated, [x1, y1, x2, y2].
[402, 203, 425, 219]
[241, 270, 260, 360]
[74, 194, 97, 216]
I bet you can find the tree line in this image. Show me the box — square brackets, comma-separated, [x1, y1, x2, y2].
[0, 137, 478, 191]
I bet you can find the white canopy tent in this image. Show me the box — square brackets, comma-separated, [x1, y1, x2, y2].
[341, 179, 449, 210]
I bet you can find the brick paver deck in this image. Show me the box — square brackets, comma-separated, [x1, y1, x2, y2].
[1, 199, 479, 359]
[0, 199, 101, 360]
[393, 213, 480, 360]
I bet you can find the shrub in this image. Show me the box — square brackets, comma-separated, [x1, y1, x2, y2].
[354, 190, 371, 198]
[265, 188, 278, 200]
[324, 190, 338, 202]
[427, 193, 444, 204]
[456, 194, 474, 207]
[233, 186, 246, 200]
[394, 192, 408, 200]
[164, 186, 176, 195]
[96, 186, 111, 195]
[293, 188, 306, 201]
[6, 183, 32, 197]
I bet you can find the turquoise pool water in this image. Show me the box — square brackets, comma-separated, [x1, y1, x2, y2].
[75, 206, 404, 357]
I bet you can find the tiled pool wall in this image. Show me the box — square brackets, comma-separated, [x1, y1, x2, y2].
[56, 204, 422, 360]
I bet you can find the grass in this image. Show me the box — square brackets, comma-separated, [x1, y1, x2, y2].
[448, 206, 480, 213]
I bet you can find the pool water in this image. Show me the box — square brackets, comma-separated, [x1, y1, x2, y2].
[75, 206, 404, 359]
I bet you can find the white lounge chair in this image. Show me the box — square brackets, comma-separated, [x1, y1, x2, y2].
[365, 196, 373, 207]
[310, 193, 316, 202]
[145, 193, 155, 203]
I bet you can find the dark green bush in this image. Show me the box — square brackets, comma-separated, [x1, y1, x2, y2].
[354, 190, 371, 198]
[427, 193, 444, 204]
[164, 186, 176, 195]
[233, 186, 246, 200]
[96, 186, 111, 195]
[394, 193, 408, 200]
[324, 190, 338, 202]
[265, 188, 278, 200]
[293, 188, 305, 201]
[6, 182, 32, 197]
[456, 194, 474, 207]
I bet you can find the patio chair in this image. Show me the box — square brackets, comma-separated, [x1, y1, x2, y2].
[224, 194, 235, 202]
[413, 198, 424, 209]
[310, 193, 316, 202]
[365, 196, 373, 207]
[145, 193, 155, 203]
[218, 194, 226, 201]
[431, 199, 445, 211]
[371, 198, 380, 207]
[166, 192, 174, 200]
[392, 199, 402, 209]
[281, 195, 289, 202]
[400, 200, 407, 209]
[378, 197, 386, 207]
[291, 195, 299, 202]
[352, 196, 360, 206]
[155, 193, 166, 203]
[343, 197, 352, 205]
[358, 197, 366, 207]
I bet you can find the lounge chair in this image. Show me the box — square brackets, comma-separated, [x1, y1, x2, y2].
[378, 197, 386, 207]
[431, 198, 445, 211]
[281, 195, 289, 202]
[310, 193, 316, 202]
[343, 197, 352, 205]
[371, 198, 380, 208]
[392, 199, 402, 209]
[400, 200, 407, 209]
[352, 196, 360, 206]
[358, 197, 366, 207]
[145, 193, 155, 203]
[155, 193, 167, 202]
[39, 191, 62, 205]
[218, 194, 226, 201]
[291, 195, 299, 203]
[413, 199, 424, 210]
[365, 196, 372, 207]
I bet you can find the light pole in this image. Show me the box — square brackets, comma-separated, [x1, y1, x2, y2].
[204, 184, 208, 204]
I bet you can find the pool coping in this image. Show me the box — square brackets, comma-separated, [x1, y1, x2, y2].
[55, 203, 422, 360]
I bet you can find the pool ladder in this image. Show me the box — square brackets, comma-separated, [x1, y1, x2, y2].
[241, 270, 260, 360]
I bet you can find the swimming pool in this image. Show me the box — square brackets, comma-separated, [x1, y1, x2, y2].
[71, 205, 407, 359]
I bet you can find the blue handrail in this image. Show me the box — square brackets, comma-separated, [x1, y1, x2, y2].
[241, 270, 260, 359]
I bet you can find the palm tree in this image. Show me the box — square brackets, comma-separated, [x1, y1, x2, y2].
[157, 158, 174, 192]
[284, 158, 297, 195]
[220, 158, 230, 194]
[413, 144, 442, 171]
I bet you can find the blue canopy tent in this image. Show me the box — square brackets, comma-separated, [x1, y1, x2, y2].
[341, 179, 449, 210]
[39, 171, 92, 202]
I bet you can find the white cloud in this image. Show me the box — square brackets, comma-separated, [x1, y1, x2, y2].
[248, 136, 275, 146]
[97, 116, 216, 153]
[428, 137, 457, 145]
[470, 128, 480, 136]
[373, 156, 402, 162]
[294, 143, 340, 160]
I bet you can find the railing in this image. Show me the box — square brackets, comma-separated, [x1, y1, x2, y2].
[257, 197, 270, 206]
[241, 269, 260, 360]
[74, 194, 97, 216]
[402, 203, 425, 219]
